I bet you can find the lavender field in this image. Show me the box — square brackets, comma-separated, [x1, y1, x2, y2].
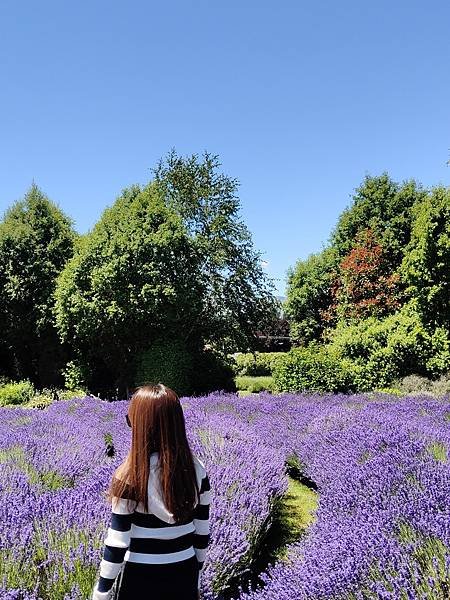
[0, 392, 449, 600]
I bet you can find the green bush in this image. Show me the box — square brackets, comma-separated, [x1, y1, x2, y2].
[231, 352, 286, 376]
[135, 340, 235, 397]
[62, 361, 88, 391]
[0, 380, 35, 407]
[24, 394, 54, 410]
[273, 344, 353, 393]
[191, 350, 236, 395]
[135, 339, 194, 397]
[374, 387, 403, 396]
[327, 301, 450, 388]
[234, 376, 275, 393]
[58, 389, 87, 400]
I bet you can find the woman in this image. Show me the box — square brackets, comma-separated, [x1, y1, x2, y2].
[91, 383, 211, 600]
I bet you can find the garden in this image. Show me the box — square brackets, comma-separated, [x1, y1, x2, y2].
[0, 153, 449, 599]
[0, 391, 448, 599]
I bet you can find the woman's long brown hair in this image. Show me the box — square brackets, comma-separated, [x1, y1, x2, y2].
[106, 383, 200, 523]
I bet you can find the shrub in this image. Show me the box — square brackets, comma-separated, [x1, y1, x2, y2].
[327, 301, 450, 387]
[135, 341, 235, 397]
[135, 339, 194, 397]
[62, 361, 88, 391]
[273, 345, 353, 393]
[397, 374, 433, 394]
[24, 394, 54, 410]
[58, 389, 87, 400]
[388, 372, 450, 398]
[0, 380, 35, 407]
[192, 349, 236, 395]
[234, 376, 275, 393]
[431, 373, 450, 397]
[231, 352, 286, 376]
[374, 387, 403, 397]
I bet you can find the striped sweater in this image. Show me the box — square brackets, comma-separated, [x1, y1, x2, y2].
[92, 452, 211, 599]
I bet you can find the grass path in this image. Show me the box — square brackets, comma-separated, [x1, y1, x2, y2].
[223, 473, 318, 599]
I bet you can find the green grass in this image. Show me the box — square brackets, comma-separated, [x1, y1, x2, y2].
[272, 476, 317, 560]
[220, 472, 318, 600]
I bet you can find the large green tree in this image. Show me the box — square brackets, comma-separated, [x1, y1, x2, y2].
[54, 183, 205, 392]
[0, 184, 76, 385]
[285, 246, 339, 344]
[287, 174, 427, 344]
[330, 173, 426, 268]
[153, 150, 278, 353]
[400, 186, 450, 330]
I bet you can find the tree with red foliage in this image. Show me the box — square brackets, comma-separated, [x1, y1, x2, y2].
[321, 228, 403, 325]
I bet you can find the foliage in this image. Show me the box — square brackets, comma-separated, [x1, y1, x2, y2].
[329, 174, 426, 266]
[131, 336, 235, 399]
[326, 301, 450, 389]
[135, 339, 194, 397]
[54, 183, 204, 393]
[62, 361, 88, 391]
[191, 349, 236, 395]
[390, 372, 450, 397]
[231, 352, 287, 376]
[0, 380, 35, 406]
[0, 185, 76, 386]
[154, 150, 278, 353]
[272, 344, 353, 393]
[329, 228, 403, 324]
[286, 174, 433, 350]
[234, 376, 275, 393]
[400, 186, 450, 330]
[285, 246, 339, 344]
[24, 393, 55, 410]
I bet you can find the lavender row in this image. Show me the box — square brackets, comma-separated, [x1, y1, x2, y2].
[192, 393, 449, 600]
[0, 395, 287, 599]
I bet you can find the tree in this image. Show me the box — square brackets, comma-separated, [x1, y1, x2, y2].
[153, 149, 278, 353]
[328, 228, 403, 324]
[330, 174, 426, 269]
[0, 184, 76, 385]
[400, 186, 450, 330]
[285, 246, 339, 345]
[54, 183, 204, 392]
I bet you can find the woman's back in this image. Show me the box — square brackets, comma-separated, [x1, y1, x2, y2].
[123, 452, 210, 566]
[92, 384, 212, 599]
[92, 450, 211, 599]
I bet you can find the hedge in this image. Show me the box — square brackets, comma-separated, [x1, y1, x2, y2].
[273, 345, 354, 393]
[231, 352, 287, 376]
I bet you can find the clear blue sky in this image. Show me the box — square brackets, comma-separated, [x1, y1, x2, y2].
[1, 1, 449, 295]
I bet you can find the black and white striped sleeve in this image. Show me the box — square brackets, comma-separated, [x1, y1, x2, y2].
[193, 468, 211, 590]
[92, 494, 137, 600]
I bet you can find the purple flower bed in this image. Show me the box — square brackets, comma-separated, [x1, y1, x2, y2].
[0, 392, 449, 599]
[0, 395, 286, 599]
